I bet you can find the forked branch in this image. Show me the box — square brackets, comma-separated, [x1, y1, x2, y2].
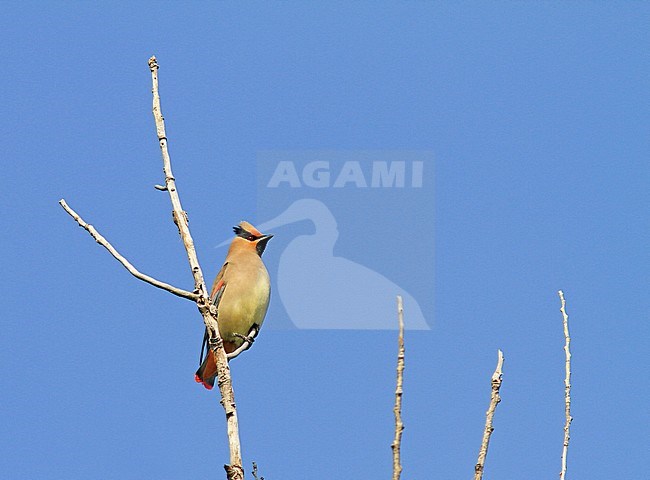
[60, 57, 244, 480]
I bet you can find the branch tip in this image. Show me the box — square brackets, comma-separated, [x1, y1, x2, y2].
[474, 349, 505, 480]
[148, 56, 158, 70]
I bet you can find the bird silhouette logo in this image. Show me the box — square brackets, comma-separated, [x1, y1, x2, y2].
[253, 198, 430, 330]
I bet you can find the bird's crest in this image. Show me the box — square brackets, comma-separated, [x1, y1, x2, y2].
[233, 221, 263, 240]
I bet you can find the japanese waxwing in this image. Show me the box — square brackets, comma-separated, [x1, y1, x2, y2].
[195, 221, 273, 389]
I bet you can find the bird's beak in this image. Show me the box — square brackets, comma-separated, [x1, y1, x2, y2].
[256, 234, 273, 256]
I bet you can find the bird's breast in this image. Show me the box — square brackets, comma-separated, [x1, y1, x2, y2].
[217, 256, 271, 343]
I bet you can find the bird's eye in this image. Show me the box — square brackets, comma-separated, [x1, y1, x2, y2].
[247, 235, 256, 241]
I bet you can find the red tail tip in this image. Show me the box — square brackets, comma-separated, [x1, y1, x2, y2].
[194, 374, 213, 390]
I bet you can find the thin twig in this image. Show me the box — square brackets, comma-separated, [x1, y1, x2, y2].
[251, 462, 263, 480]
[391, 295, 405, 480]
[474, 349, 504, 480]
[558, 290, 572, 480]
[58, 199, 199, 301]
[148, 56, 243, 480]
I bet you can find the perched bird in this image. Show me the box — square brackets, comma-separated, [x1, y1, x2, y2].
[195, 221, 273, 389]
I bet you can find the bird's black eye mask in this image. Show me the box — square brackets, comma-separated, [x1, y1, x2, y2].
[233, 225, 258, 242]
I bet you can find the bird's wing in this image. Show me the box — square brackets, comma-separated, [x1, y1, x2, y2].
[199, 262, 229, 366]
[210, 261, 228, 308]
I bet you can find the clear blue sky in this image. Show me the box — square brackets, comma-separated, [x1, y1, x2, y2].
[2, 2, 648, 478]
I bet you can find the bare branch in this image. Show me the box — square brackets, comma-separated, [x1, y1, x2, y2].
[148, 57, 209, 298]
[391, 295, 405, 480]
[558, 290, 572, 480]
[59, 199, 199, 301]
[148, 56, 243, 480]
[474, 349, 504, 480]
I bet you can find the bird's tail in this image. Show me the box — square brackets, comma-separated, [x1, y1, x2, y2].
[195, 329, 217, 390]
[195, 355, 217, 390]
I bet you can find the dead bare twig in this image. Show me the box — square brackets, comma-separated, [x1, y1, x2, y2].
[558, 290, 572, 480]
[474, 349, 504, 480]
[58, 200, 198, 301]
[391, 296, 405, 480]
